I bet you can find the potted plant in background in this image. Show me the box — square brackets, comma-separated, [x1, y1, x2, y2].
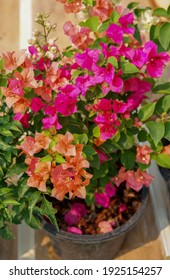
[0, 0, 170, 259]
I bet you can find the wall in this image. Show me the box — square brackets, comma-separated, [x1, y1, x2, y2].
[0, 0, 167, 53]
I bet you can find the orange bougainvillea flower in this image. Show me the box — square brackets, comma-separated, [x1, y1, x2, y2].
[34, 85, 52, 102]
[51, 144, 93, 201]
[2, 50, 27, 72]
[13, 97, 31, 113]
[27, 160, 51, 192]
[162, 144, 170, 156]
[136, 144, 153, 165]
[1, 87, 31, 113]
[91, 0, 114, 22]
[52, 131, 76, 156]
[17, 132, 51, 157]
[14, 68, 37, 88]
[1, 87, 21, 108]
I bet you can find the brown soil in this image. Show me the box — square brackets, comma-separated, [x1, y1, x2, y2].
[51, 185, 142, 235]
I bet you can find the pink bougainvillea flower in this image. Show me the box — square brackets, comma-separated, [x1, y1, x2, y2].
[58, 84, 80, 98]
[2, 49, 27, 71]
[99, 123, 119, 140]
[75, 48, 99, 71]
[95, 148, 109, 164]
[13, 112, 30, 128]
[8, 78, 24, 96]
[119, 204, 127, 213]
[94, 192, 110, 208]
[52, 131, 76, 156]
[112, 166, 127, 187]
[104, 182, 117, 197]
[113, 99, 129, 114]
[102, 74, 123, 95]
[63, 20, 78, 36]
[71, 203, 87, 217]
[126, 169, 154, 191]
[144, 41, 170, 78]
[30, 97, 43, 113]
[118, 12, 135, 34]
[55, 93, 77, 116]
[136, 145, 153, 165]
[124, 77, 151, 110]
[106, 23, 123, 45]
[93, 98, 112, 111]
[42, 114, 62, 130]
[62, 0, 83, 14]
[67, 226, 82, 235]
[91, 0, 114, 22]
[76, 74, 94, 96]
[64, 209, 81, 226]
[98, 221, 113, 233]
[93, 63, 115, 85]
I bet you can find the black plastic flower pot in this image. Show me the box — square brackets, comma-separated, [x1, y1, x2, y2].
[41, 187, 148, 260]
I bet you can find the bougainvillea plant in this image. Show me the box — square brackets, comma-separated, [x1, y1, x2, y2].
[1, 0, 170, 238]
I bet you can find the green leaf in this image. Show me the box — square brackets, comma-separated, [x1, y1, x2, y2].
[122, 62, 139, 74]
[55, 153, 65, 163]
[3, 199, 20, 206]
[5, 163, 27, 178]
[146, 120, 164, 146]
[93, 162, 108, 179]
[0, 224, 14, 240]
[127, 2, 139, 9]
[27, 191, 41, 222]
[83, 145, 96, 156]
[121, 134, 135, 149]
[0, 139, 11, 151]
[153, 153, 170, 168]
[90, 154, 100, 169]
[138, 102, 156, 121]
[121, 150, 136, 170]
[159, 22, 170, 50]
[153, 7, 168, 17]
[74, 133, 88, 144]
[0, 166, 4, 179]
[40, 155, 53, 163]
[40, 196, 58, 231]
[93, 126, 100, 138]
[110, 11, 120, 23]
[168, 5, 170, 15]
[24, 213, 41, 229]
[0, 78, 8, 87]
[107, 56, 118, 68]
[98, 21, 110, 32]
[150, 25, 161, 41]
[0, 188, 12, 197]
[0, 127, 13, 137]
[162, 95, 170, 112]
[80, 16, 99, 32]
[164, 122, 170, 141]
[137, 130, 148, 142]
[134, 24, 142, 44]
[84, 0, 93, 6]
[153, 82, 170, 95]
[0, 58, 4, 70]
